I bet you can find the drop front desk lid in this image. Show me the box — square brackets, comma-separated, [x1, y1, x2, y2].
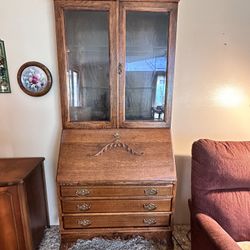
[57, 129, 176, 185]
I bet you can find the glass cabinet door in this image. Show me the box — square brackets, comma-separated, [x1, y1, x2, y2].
[55, 1, 178, 129]
[55, 1, 117, 128]
[119, 2, 177, 128]
[65, 10, 110, 122]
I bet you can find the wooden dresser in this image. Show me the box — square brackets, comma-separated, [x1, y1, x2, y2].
[54, 0, 179, 248]
[0, 158, 49, 250]
[57, 129, 176, 247]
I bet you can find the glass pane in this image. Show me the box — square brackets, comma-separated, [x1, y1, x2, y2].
[65, 10, 110, 122]
[125, 11, 169, 121]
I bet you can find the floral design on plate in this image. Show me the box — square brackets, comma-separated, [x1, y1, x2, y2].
[17, 61, 52, 96]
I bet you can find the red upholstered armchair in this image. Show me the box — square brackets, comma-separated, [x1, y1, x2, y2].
[190, 139, 250, 250]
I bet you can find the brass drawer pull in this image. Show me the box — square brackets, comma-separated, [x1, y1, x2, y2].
[143, 203, 157, 211]
[75, 189, 90, 196]
[143, 218, 157, 225]
[144, 188, 158, 196]
[77, 203, 91, 211]
[77, 219, 91, 227]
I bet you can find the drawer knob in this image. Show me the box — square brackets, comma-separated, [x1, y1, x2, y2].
[144, 188, 158, 196]
[77, 203, 91, 211]
[143, 203, 157, 211]
[143, 218, 157, 225]
[77, 219, 91, 227]
[75, 189, 90, 196]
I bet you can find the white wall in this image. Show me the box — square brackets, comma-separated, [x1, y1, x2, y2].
[0, 0, 61, 225]
[173, 0, 250, 223]
[0, 0, 250, 225]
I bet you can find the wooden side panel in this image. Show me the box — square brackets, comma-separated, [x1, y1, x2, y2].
[24, 163, 49, 249]
[0, 186, 25, 250]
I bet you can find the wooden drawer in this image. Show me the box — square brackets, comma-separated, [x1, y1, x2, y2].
[62, 199, 172, 213]
[63, 213, 170, 229]
[61, 185, 173, 198]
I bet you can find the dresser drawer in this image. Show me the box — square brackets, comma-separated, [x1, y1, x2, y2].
[63, 213, 170, 229]
[61, 185, 173, 198]
[62, 199, 172, 213]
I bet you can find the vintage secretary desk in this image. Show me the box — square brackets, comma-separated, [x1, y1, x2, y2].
[54, 0, 179, 248]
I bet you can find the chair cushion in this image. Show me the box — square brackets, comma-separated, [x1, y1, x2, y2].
[192, 139, 250, 190]
[192, 139, 250, 241]
[237, 241, 250, 250]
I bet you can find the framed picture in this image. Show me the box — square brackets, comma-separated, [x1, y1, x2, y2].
[17, 61, 52, 97]
[0, 40, 11, 93]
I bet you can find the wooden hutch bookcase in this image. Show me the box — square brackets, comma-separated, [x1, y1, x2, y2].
[54, 0, 179, 248]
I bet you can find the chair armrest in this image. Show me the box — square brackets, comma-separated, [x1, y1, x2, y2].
[195, 213, 241, 250]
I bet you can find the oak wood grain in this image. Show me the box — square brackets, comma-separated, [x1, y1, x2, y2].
[0, 158, 44, 186]
[0, 186, 26, 250]
[62, 198, 172, 213]
[63, 212, 171, 228]
[55, 0, 179, 247]
[57, 129, 176, 184]
[0, 158, 49, 250]
[61, 185, 173, 197]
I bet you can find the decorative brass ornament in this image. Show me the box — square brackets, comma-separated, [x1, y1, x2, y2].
[77, 219, 91, 227]
[143, 218, 157, 225]
[77, 203, 91, 212]
[143, 203, 157, 211]
[75, 189, 90, 196]
[144, 188, 158, 196]
[94, 132, 144, 157]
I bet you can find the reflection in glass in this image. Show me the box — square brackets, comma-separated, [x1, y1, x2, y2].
[125, 12, 169, 121]
[64, 10, 110, 122]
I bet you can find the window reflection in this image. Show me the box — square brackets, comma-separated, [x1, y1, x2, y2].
[125, 11, 169, 121]
[69, 70, 80, 107]
[152, 75, 166, 120]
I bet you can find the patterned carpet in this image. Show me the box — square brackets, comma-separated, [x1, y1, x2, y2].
[39, 225, 191, 250]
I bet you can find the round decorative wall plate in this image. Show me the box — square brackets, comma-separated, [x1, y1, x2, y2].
[17, 61, 52, 96]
